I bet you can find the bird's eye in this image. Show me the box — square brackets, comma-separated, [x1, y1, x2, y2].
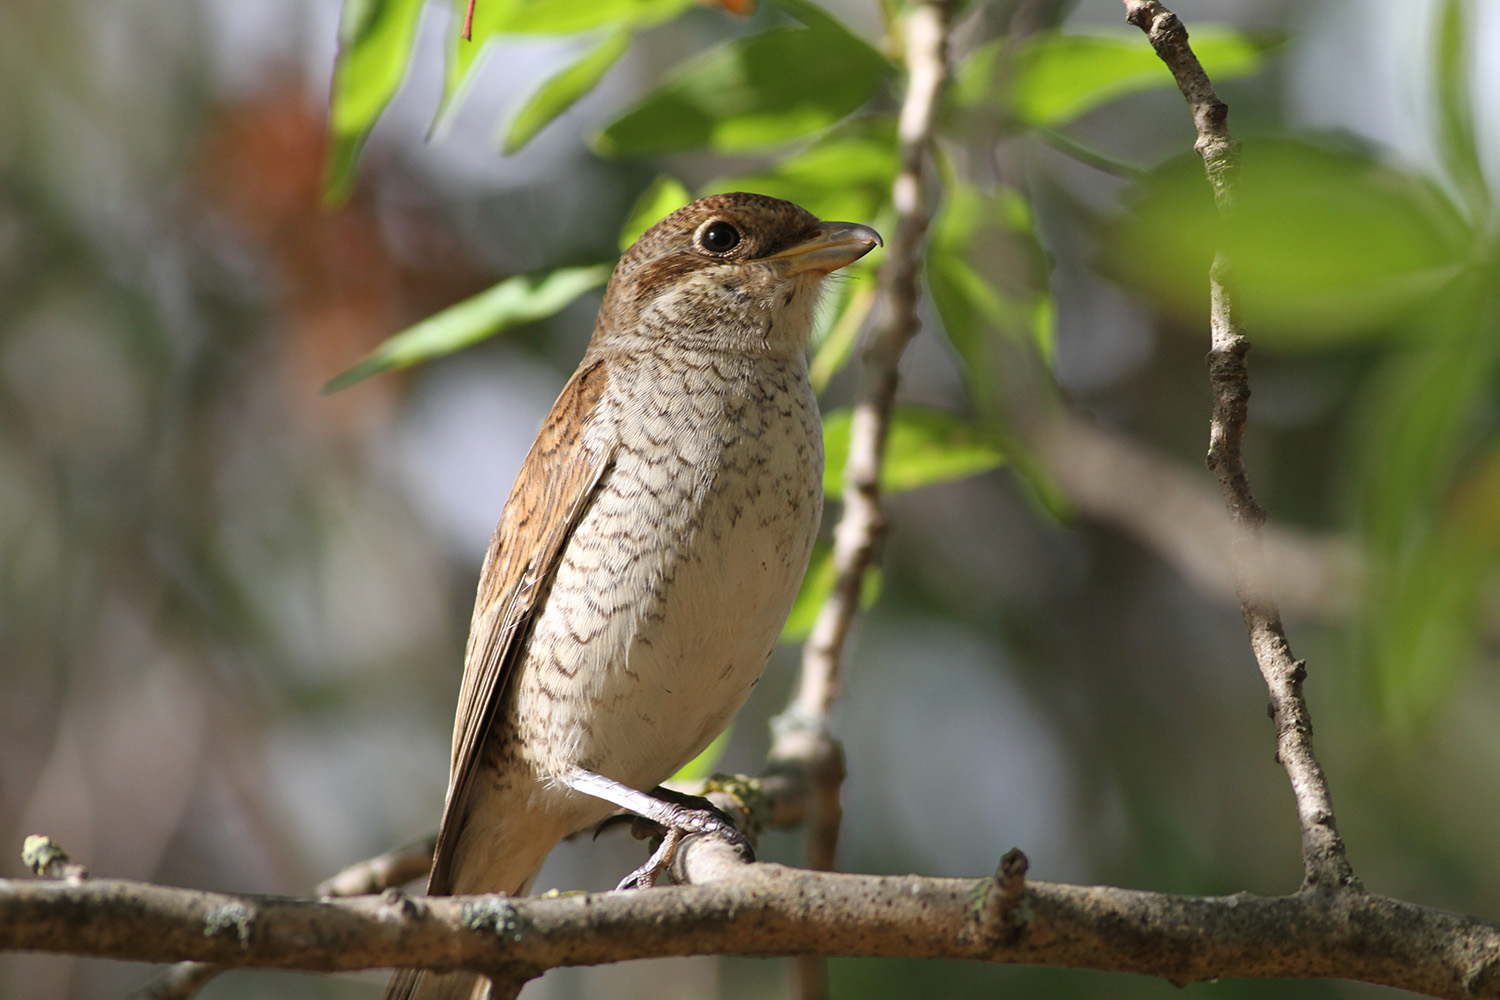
[699, 221, 741, 253]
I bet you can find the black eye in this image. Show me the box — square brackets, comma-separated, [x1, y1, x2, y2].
[699, 221, 741, 253]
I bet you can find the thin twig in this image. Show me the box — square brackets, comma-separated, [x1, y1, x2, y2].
[128, 961, 222, 1000]
[783, 0, 952, 735]
[315, 834, 439, 897]
[1034, 128, 1149, 180]
[1028, 407, 1358, 621]
[1121, 0, 1359, 894]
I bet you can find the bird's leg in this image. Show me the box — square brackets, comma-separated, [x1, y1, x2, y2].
[562, 769, 753, 889]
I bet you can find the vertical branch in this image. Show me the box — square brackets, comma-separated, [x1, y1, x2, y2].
[784, 0, 953, 736]
[771, 1, 954, 996]
[1122, 0, 1360, 894]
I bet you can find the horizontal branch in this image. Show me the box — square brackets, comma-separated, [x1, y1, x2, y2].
[1027, 406, 1357, 621]
[4, 861, 1498, 997]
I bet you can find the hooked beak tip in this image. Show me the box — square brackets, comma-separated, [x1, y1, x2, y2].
[769, 222, 883, 276]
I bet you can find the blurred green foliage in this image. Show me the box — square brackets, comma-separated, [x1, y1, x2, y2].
[502, 27, 634, 154]
[1108, 140, 1469, 341]
[1100, 0, 1499, 735]
[991, 27, 1279, 127]
[821, 405, 1006, 500]
[595, 5, 892, 155]
[781, 541, 881, 644]
[618, 175, 693, 250]
[710, 129, 898, 234]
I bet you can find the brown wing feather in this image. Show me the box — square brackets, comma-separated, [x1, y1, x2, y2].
[426, 357, 612, 896]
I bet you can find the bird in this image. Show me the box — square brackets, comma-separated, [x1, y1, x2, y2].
[386, 192, 881, 1000]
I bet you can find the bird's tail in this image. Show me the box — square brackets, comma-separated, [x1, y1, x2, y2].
[385, 968, 492, 1000]
[384, 789, 577, 999]
[381, 864, 542, 1000]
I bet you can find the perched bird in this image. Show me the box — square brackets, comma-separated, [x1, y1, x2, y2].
[387, 193, 881, 1000]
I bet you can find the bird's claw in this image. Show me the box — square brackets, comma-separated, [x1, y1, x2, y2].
[615, 827, 683, 890]
[613, 794, 754, 890]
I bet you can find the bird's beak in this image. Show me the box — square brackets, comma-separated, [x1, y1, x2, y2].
[764, 222, 883, 276]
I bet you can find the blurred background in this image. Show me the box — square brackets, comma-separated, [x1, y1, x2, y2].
[3, 0, 1499, 997]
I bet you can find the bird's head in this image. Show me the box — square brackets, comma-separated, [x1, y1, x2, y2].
[592, 192, 881, 357]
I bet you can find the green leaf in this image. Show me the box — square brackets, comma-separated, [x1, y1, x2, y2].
[325, 0, 427, 204]
[671, 728, 732, 783]
[927, 180, 1054, 388]
[781, 543, 832, 642]
[809, 277, 876, 392]
[439, 0, 694, 131]
[780, 543, 881, 643]
[486, 0, 691, 35]
[323, 265, 612, 392]
[1107, 139, 1472, 343]
[952, 34, 1006, 111]
[1337, 262, 1500, 735]
[619, 176, 692, 251]
[596, 11, 891, 156]
[1362, 432, 1500, 734]
[709, 130, 897, 226]
[1001, 29, 1278, 126]
[440, 0, 518, 125]
[1433, 0, 1488, 216]
[821, 406, 1006, 500]
[767, 0, 876, 43]
[502, 28, 633, 154]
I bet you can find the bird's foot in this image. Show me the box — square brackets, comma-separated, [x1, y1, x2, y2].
[615, 826, 684, 890]
[613, 790, 753, 890]
[562, 769, 753, 889]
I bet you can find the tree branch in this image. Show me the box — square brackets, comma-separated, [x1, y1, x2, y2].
[785, 1, 952, 733]
[1122, 0, 1359, 893]
[316, 834, 440, 898]
[770, 2, 954, 995]
[1028, 406, 1358, 621]
[768, 1, 954, 995]
[4, 866, 1499, 997]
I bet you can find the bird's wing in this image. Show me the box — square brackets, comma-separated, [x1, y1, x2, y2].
[427, 356, 614, 896]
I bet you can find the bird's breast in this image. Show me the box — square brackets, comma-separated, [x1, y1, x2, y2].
[510, 346, 822, 814]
